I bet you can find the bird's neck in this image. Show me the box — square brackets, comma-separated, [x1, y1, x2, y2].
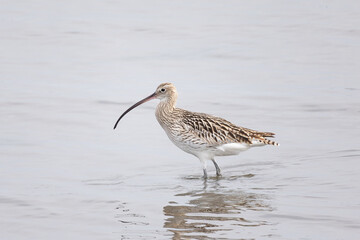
[155, 95, 177, 126]
[157, 96, 176, 113]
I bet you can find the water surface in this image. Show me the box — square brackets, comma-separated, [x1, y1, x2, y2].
[1, 1, 360, 239]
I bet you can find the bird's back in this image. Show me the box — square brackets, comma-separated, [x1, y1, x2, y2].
[180, 110, 278, 146]
[157, 107, 279, 156]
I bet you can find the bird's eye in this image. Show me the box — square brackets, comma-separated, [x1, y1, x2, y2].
[160, 88, 166, 93]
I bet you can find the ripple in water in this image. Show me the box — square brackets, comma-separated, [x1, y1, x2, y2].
[163, 181, 273, 239]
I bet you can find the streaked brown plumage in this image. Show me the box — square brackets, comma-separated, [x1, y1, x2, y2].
[114, 83, 279, 178]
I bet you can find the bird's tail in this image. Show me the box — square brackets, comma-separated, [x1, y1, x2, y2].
[251, 132, 280, 146]
[246, 129, 280, 146]
[259, 138, 280, 146]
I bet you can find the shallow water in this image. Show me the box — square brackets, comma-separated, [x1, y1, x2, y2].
[1, 1, 360, 239]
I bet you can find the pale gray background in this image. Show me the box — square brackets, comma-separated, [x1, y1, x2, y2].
[1, 1, 359, 239]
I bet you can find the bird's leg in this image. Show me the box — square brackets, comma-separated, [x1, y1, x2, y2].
[211, 159, 222, 177]
[200, 158, 208, 179]
[203, 169, 208, 179]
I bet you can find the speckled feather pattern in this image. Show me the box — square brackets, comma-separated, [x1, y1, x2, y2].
[116, 82, 279, 177]
[154, 83, 279, 157]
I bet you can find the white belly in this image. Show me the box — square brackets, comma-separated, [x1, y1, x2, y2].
[164, 128, 255, 158]
[158, 121, 264, 159]
[214, 143, 250, 156]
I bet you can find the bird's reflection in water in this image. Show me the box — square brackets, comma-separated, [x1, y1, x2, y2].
[163, 177, 272, 239]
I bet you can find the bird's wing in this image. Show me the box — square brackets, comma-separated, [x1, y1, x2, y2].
[181, 111, 255, 145]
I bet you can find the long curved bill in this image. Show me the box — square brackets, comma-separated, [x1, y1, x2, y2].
[113, 92, 156, 129]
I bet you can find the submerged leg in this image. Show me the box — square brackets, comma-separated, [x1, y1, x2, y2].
[199, 158, 208, 179]
[203, 169, 208, 179]
[212, 159, 222, 177]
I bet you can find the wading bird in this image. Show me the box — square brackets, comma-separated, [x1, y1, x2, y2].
[114, 83, 279, 178]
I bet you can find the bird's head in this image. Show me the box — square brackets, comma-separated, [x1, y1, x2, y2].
[154, 82, 177, 101]
[113, 83, 177, 129]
